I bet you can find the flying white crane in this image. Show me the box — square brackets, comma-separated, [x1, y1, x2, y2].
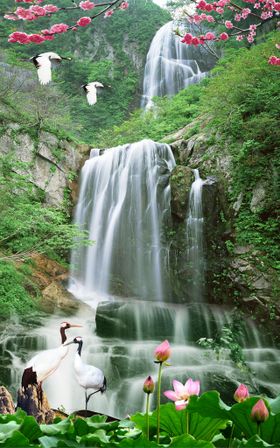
[30, 52, 71, 85]
[82, 82, 104, 106]
[65, 336, 107, 410]
[21, 321, 82, 395]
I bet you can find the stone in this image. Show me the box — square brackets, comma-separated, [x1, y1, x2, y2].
[250, 183, 266, 212]
[170, 166, 193, 219]
[17, 385, 54, 423]
[233, 192, 243, 214]
[0, 386, 15, 414]
[41, 282, 80, 313]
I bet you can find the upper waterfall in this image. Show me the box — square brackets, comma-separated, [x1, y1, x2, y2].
[141, 21, 206, 109]
[69, 139, 176, 302]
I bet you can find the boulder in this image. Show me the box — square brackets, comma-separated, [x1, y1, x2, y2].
[0, 386, 15, 414]
[17, 385, 54, 423]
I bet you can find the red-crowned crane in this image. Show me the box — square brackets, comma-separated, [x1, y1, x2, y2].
[81, 82, 104, 106]
[65, 336, 107, 410]
[21, 322, 82, 393]
[30, 52, 71, 85]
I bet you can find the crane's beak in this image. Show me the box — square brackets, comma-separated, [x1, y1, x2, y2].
[69, 324, 83, 328]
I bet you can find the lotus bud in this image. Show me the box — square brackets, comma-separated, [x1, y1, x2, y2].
[143, 376, 155, 394]
[234, 384, 250, 403]
[251, 399, 269, 423]
[154, 339, 171, 363]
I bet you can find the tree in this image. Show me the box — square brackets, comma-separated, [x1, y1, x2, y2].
[168, 0, 280, 64]
[3, 0, 129, 44]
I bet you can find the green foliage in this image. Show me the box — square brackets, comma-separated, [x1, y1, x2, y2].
[95, 82, 205, 147]
[2, 391, 280, 446]
[198, 314, 250, 373]
[0, 155, 92, 315]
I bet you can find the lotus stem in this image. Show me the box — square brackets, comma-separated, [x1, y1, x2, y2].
[156, 362, 163, 444]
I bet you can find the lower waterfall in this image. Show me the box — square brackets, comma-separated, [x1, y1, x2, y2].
[3, 140, 280, 419]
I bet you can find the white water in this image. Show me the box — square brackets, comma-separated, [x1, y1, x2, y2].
[186, 169, 206, 301]
[69, 139, 175, 302]
[141, 21, 205, 109]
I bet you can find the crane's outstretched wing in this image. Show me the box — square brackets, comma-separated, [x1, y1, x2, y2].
[36, 55, 52, 85]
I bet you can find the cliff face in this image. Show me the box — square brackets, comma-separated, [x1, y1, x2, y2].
[165, 123, 279, 325]
[0, 124, 89, 208]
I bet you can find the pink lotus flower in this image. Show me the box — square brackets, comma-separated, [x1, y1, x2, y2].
[79, 1, 95, 10]
[234, 384, 249, 403]
[143, 376, 155, 394]
[77, 16, 92, 26]
[154, 340, 171, 363]
[251, 399, 269, 423]
[164, 378, 200, 410]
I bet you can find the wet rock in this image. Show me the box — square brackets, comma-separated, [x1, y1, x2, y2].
[233, 192, 243, 214]
[170, 166, 193, 219]
[0, 386, 15, 414]
[17, 385, 54, 423]
[40, 282, 80, 314]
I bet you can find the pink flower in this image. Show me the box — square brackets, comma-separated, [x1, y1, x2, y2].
[30, 5, 46, 16]
[8, 31, 30, 44]
[49, 23, 69, 33]
[119, 1, 129, 9]
[164, 378, 200, 410]
[236, 34, 244, 41]
[181, 33, 193, 44]
[268, 55, 280, 65]
[192, 37, 200, 46]
[205, 31, 215, 40]
[44, 4, 59, 13]
[4, 14, 19, 20]
[143, 376, 155, 394]
[220, 32, 229, 40]
[234, 384, 250, 403]
[225, 20, 233, 28]
[251, 399, 269, 423]
[28, 33, 45, 43]
[234, 13, 241, 21]
[77, 16, 92, 26]
[154, 340, 171, 363]
[15, 7, 36, 20]
[79, 0, 95, 10]
[104, 10, 114, 17]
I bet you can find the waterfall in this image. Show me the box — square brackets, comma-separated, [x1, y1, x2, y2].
[141, 21, 206, 109]
[69, 139, 175, 302]
[186, 169, 206, 301]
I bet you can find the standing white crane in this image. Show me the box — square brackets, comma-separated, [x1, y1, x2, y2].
[21, 322, 82, 395]
[81, 82, 104, 105]
[65, 336, 107, 410]
[30, 52, 71, 85]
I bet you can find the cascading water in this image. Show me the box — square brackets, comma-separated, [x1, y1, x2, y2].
[3, 25, 280, 421]
[69, 140, 175, 302]
[186, 169, 206, 301]
[141, 21, 206, 109]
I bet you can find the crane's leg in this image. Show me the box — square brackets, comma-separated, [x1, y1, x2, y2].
[85, 391, 88, 413]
